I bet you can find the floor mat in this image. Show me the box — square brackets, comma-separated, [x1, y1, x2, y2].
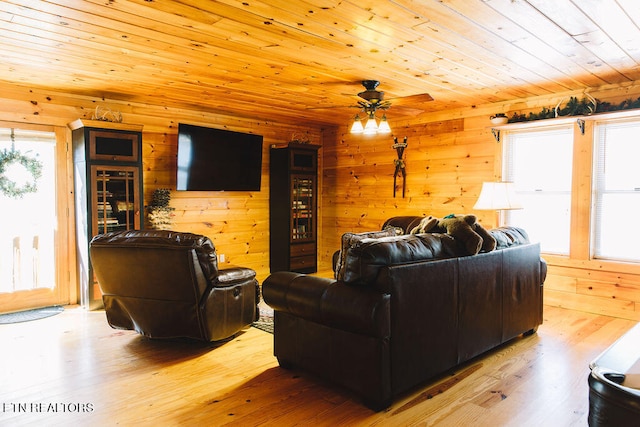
[252, 305, 274, 334]
[0, 306, 64, 324]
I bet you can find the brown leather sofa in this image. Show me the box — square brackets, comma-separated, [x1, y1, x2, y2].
[90, 230, 259, 341]
[263, 216, 546, 410]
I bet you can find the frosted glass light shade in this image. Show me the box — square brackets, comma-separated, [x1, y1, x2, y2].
[473, 182, 523, 210]
[378, 114, 391, 133]
[350, 116, 364, 134]
[363, 116, 378, 135]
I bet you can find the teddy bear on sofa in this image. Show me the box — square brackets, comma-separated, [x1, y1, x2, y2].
[410, 213, 496, 256]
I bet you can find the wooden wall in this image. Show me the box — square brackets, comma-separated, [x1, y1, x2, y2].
[142, 123, 323, 282]
[2, 80, 640, 321]
[320, 82, 640, 321]
[0, 82, 323, 286]
[319, 111, 501, 270]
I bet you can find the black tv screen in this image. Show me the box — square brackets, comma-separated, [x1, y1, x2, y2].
[176, 123, 263, 191]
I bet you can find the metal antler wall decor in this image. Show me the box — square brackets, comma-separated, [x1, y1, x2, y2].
[392, 136, 407, 198]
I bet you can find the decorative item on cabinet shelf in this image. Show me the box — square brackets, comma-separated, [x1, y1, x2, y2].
[147, 188, 174, 230]
[92, 105, 123, 123]
[290, 132, 314, 144]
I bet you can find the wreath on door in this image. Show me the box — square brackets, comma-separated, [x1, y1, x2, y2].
[0, 148, 43, 198]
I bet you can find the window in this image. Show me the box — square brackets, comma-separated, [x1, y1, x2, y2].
[593, 120, 640, 262]
[503, 126, 574, 254]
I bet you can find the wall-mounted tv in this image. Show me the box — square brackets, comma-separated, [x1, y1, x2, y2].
[176, 123, 263, 191]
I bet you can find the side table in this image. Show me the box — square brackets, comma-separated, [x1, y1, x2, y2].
[588, 322, 640, 425]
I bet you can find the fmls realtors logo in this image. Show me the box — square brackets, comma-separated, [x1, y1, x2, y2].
[2, 402, 94, 413]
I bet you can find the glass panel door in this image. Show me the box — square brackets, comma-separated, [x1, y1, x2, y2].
[92, 166, 140, 235]
[291, 175, 314, 241]
[0, 127, 69, 312]
[86, 166, 140, 307]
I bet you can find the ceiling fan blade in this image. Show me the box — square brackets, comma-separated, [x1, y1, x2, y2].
[308, 81, 433, 115]
[343, 93, 366, 102]
[389, 105, 427, 116]
[306, 105, 360, 111]
[388, 93, 434, 105]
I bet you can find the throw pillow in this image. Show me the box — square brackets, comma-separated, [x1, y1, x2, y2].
[383, 225, 404, 236]
[335, 229, 397, 280]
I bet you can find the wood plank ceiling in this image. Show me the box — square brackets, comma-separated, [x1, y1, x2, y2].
[2, 0, 640, 126]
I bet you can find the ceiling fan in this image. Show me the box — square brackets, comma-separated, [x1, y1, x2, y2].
[355, 80, 391, 110]
[351, 80, 434, 111]
[348, 80, 434, 134]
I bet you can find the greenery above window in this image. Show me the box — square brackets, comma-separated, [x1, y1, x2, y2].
[508, 96, 640, 123]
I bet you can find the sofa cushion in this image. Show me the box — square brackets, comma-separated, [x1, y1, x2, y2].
[335, 229, 399, 280]
[340, 233, 458, 285]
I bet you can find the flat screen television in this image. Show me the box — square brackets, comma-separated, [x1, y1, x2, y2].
[176, 123, 263, 191]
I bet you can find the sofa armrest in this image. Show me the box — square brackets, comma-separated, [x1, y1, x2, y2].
[540, 257, 548, 284]
[263, 271, 390, 338]
[214, 266, 256, 286]
[332, 249, 340, 274]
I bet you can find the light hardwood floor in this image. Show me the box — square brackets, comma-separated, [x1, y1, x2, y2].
[0, 304, 635, 426]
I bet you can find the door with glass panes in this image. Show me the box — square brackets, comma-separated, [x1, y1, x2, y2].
[0, 125, 71, 313]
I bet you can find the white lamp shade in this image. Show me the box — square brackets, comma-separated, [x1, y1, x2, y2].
[473, 182, 523, 210]
[377, 115, 391, 133]
[363, 116, 378, 135]
[350, 116, 364, 134]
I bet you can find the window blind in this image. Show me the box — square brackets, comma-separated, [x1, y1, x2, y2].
[593, 120, 640, 261]
[503, 126, 573, 254]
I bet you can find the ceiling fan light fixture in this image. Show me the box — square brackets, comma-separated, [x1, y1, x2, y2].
[348, 80, 426, 136]
[350, 115, 364, 134]
[378, 114, 391, 133]
[363, 114, 378, 135]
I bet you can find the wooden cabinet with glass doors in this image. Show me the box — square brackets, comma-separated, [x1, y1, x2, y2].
[270, 143, 320, 274]
[69, 119, 143, 310]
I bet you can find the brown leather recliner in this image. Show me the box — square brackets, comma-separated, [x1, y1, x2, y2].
[89, 230, 259, 341]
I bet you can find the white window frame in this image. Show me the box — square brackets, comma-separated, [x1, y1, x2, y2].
[502, 125, 574, 255]
[592, 118, 640, 263]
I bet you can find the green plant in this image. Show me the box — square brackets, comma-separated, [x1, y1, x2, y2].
[147, 188, 174, 230]
[150, 188, 171, 208]
[507, 95, 640, 124]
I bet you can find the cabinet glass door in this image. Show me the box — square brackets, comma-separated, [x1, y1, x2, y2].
[91, 166, 140, 236]
[291, 175, 314, 241]
[88, 165, 140, 308]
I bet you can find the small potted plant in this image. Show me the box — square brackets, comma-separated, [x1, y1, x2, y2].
[490, 113, 509, 125]
[147, 188, 174, 230]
